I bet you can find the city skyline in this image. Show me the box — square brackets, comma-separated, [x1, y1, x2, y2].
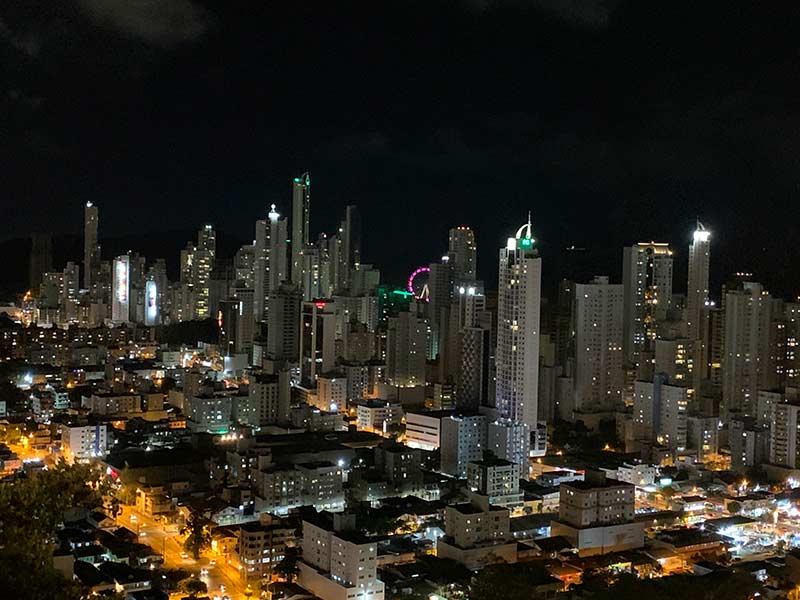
[12, 194, 798, 305]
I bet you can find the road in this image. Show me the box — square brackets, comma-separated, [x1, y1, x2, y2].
[8, 441, 54, 464]
[116, 504, 251, 599]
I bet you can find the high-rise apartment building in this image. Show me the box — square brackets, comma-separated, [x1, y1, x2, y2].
[622, 242, 673, 364]
[299, 300, 337, 386]
[291, 173, 311, 284]
[440, 413, 487, 478]
[236, 371, 290, 426]
[193, 224, 216, 319]
[573, 276, 624, 412]
[457, 325, 492, 411]
[654, 338, 693, 385]
[769, 400, 800, 468]
[487, 419, 531, 466]
[338, 204, 361, 290]
[448, 226, 477, 281]
[254, 204, 289, 320]
[723, 281, 784, 416]
[298, 512, 384, 600]
[266, 283, 302, 364]
[83, 202, 100, 292]
[686, 222, 711, 341]
[495, 218, 541, 428]
[633, 374, 688, 451]
[427, 259, 454, 361]
[386, 310, 427, 388]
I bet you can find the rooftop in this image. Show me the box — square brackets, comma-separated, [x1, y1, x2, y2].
[561, 478, 633, 491]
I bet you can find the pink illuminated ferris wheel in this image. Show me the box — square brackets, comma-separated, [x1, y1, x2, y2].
[407, 267, 430, 301]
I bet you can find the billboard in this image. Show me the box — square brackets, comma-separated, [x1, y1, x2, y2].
[115, 259, 128, 303]
[145, 280, 158, 325]
[112, 255, 130, 324]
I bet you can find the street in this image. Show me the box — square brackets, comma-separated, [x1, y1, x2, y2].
[116, 504, 250, 599]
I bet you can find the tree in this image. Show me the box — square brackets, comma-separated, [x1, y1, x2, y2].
[0, 380, 28, 414]
[275, 547, 300, 583]
[183, 514, 212, 560]
[589, 570, 760, 600]
[471, 563, 558, 600]
[728, 501, 742, 514]
[660, 485, 676, 499]
[386, 422, 405, 440]
[177, 577, 208, 598]
[0, 461, 108, 600]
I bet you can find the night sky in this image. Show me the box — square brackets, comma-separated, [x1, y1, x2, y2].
[2, 1, 800, 297]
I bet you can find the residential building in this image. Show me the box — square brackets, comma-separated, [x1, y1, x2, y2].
[436, 500, 516, 569]
[61, 424, 108, 462]
[495, 217, 541, 428]
[633, 374, 688, 451]
[550, 471, 643, 556]
[237, 516, 296, 583]
[686, 222, 711, 341]
[467, 457, 524, 511]
[298, 512, 385, 600]
[440, 414, 487, 478]
[386, 310, 427, 387]
[356, 401, 403, 435]
[622, 242, 673, 364]
[573, 276, 624, 412]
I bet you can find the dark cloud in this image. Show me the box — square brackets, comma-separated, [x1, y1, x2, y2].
[77, 0, 208, 47]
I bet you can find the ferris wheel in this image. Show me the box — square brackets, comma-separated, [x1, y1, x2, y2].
[407, 267, 430, 302]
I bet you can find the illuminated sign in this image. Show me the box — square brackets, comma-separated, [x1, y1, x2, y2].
[115, 259, 128, 303]
[145, 281, 158, 323]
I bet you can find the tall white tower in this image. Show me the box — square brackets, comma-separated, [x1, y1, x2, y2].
[495, 216, 541, 429]
[254, 204, 288, 320]
[686, 221, 711, 341]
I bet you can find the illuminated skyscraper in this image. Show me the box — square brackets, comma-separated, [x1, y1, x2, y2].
[448, 226, 477, 281]
[622, 242, 674, 364]
[83, 202, 100, 291]
[573, 276, 624, 413]
[723, 281, 784, 416]
[254, 204, 289, 320]
[686, 221, 711, 341]
[291, 173, 311, 284]
[494, 216, 541, 429]
[193, 224, 216, 319]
